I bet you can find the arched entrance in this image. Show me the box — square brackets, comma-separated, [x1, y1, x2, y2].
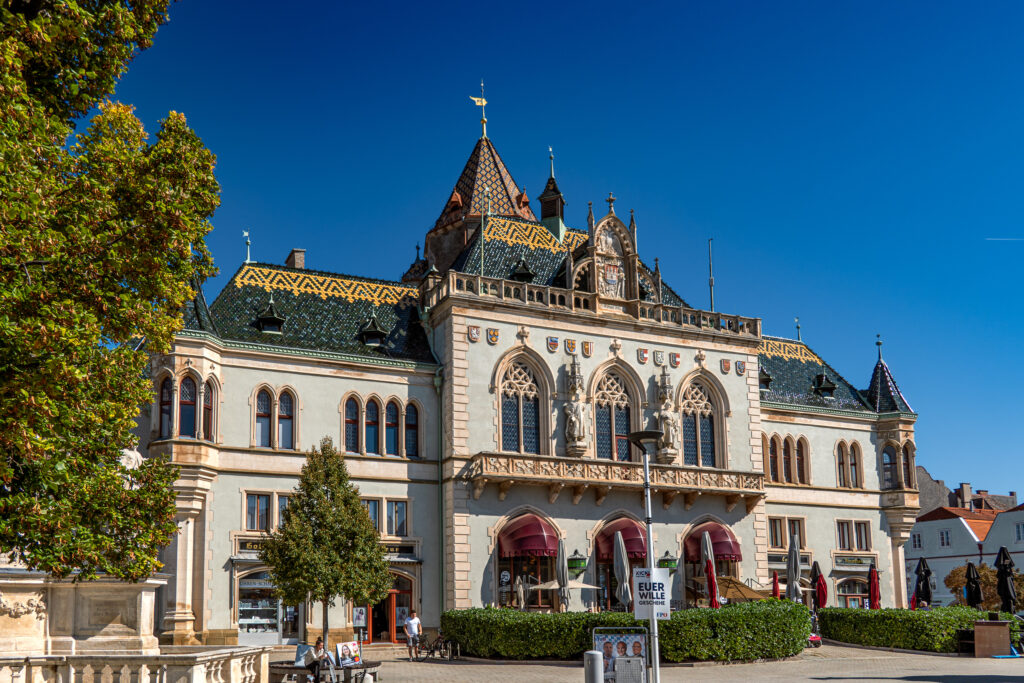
[494, 513, 559, 609]
[837, 578, 869, 608]
[594, 518, 647, 611]
[358, 572, 414, 644]
[683, 522, 742, 607]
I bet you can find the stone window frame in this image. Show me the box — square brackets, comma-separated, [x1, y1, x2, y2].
[249, 383, 302, 451]
[154, 369, 219, 443]
[674, 371, 730, 470]
[835, 517, 873, 552]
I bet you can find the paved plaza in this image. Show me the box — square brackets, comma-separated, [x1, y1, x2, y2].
[374, 645, 1024, 682]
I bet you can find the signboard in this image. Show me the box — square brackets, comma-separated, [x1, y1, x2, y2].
[593, 631, 647, 682]
[238, 539, 265, 553]
[383, 543, 417, 555]
[632, 567, 670, 620]
[835, 555, 872, 567]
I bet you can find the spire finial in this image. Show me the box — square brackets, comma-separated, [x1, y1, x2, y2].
[606, 192, 616, 214]
[876, 334, 883, 360]
[708, 238, 715, 313]
[415, 243, 421, 260]
[470, 80, 488, 138]
[795, 317, 802, 342]
[549, 145, 555, 178]
[243, 230, 252, 263]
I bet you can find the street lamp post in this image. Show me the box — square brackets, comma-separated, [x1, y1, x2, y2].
[628, 429, 664, 683]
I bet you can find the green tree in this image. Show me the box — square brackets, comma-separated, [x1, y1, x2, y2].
[944, 563, 1024, 611]
[0, 1, 219, 580]
[261, 437, 392, 645]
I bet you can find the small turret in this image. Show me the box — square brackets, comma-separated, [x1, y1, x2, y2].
[538, 147, 567, 241]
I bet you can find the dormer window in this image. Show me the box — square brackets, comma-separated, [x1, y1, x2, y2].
[812, 373, 836, 398]
[510, 258, 535, 283]
[759, 369, 772, 393]
[256, 294, 285, 334]
[357, 313, 387, 348]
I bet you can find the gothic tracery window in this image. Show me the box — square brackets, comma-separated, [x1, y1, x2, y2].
[796, 439, 808, 484]
[500, 361, 541, 454]
[256, 389, 272, 448]
[681, 382, 716, 467]
[179, 377, 197, 438]
[159, 378, 173, 439]
[768, 436, 780, 482]
[849, 443, 861, 488]
[344, 397, 359, 453]
[902, 444, 915, 488]
[595, 372, 631, 461]
[837, 442, 848, 488]
[882, 445, 898, 490]
[385, 401, 400, 456]
[202, 380, 214, 441]
[278, 391, 294, 450]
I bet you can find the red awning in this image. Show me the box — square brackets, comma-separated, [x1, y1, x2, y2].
[595, 518, 648, 561]
[684, 522, 742, 562]
[498, 514, 559, 558]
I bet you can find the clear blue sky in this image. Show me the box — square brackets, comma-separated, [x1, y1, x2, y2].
[113, 0, 1024, 494]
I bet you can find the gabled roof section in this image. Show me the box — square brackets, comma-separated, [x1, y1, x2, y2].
[758, 337, 872, 412]
[434, 137, 537, 229]
[452, 217, 587, 285]
[207, 263, 434, 363]
[916, 506, 998, 541]
[181, 277, 218, 335]
[866, 356, 914, 413]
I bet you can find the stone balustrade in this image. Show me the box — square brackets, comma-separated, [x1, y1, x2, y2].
[423, 271, 761, 338]
[468, 452, 765, 513]
[0, 647, 269, 683]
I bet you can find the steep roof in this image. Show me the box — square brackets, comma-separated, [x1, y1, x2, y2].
[865, 355, 914, 413]
[206, 263, 434, 363]
[434, 137, 537, 229]
[758, 337, 872, 412]
[182, 277, 218, 334]
[916, 506, 999, 541]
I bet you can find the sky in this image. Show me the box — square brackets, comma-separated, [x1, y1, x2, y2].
[109, 0, 1024, 492]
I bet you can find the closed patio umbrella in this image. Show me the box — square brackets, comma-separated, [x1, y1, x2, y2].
[868, 563, 880, 609]
[785, 533, 802, 602]
[965, 561, 983, 610]
[613, 531, 632, 608]
[514, 575, 526, 611]
[556, 539, 570, 610]
[913, 558, 933, 607]
[701, 531, 720, 608]
[772, 571, 780, 599]
[809, 561, 827, 611]
[671, 554, 686, 609]
[995, 546, 1017, 614]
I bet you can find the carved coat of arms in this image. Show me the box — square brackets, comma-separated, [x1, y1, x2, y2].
[637, 349, 649, 364]
[487, 328, 500, 345]
[669, 352, 681, 368]
[720, 359, 731, 374]
[467, 326, 481, 343]
[653, 350, 665, 366]
[564, 339, 577, 355]
[735, 360, 747, 376]
[547, 336, 559, 353]
[582, 341, 593, 358]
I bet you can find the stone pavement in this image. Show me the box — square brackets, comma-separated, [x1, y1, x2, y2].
[373, 644, 1024, 682]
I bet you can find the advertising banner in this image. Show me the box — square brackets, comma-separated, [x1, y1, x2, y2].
[632, 567, 670, 620]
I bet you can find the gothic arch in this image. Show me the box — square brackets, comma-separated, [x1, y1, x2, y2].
[586, 509, 647, 556]
[492, 349, 553, 455]
[676, 370, 729, 468]
[592, 214, 635, 257]
[490, 345, 555, 399]
[674, 368, 731, 417]
[485, 505, 565, 556]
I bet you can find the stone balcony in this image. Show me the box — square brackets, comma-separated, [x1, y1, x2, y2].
[467, 452, 765, 513]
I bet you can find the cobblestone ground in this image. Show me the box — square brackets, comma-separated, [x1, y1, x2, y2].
[372, 644, 1024, 682]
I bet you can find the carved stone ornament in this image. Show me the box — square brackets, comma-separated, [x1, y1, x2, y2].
[656, 404, 680, 465]
[564, 356, 589, 457]
[0, 592, 46, 619]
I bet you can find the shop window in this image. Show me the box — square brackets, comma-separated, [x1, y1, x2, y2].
[159, 378, 173, 438]
[345, 397, 360, 453]
[497, 555, 555, 609]
[256, 390, 272, 448]
[387, 501, 407, 536]
[385, 402, 399, 456]
[405, 404, 419, 457]
[277, 495, 289, 529]
[179, 377, 197, 438]
[855, 521, 870, 551]
[362, 499, 380, 532]
[238, 571, 279, 635]
[837, 579, 869, 608]
[365, 400, 381, 455]
[278, 391, 294, 449]
[246, 493, 270, 531]
[203, 381, 214, 441]
[595, 372, 632, 461]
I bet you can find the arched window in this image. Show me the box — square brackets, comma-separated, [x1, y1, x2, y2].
[202, 381, 214, 441]
[837, 443, 848, 488]
[405, 404, 419, 457]
[902, 444, 915, 488]
[344, 398, 359, 453]
[256, 390, 272, 447]
[783, 439, 794, 483]
[882, 445, 899, 490]
[769, 437, 780, 482]
[681, 382, 716, 467]
[179, 377, 197, 438]
[385, 401, 400, 456]
[796, 439, 808, 484]
[837, 579, 869, 608]
[849, 443, 861, 488]
[500, 361, 541, 454]
[365, 400, 380, 455]
[159, 378, 173, 439]
[595, 372, 631, 461]
[278, 391, 294, 449]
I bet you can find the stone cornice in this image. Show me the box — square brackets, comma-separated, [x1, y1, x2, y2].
[760, 400, 881, 421]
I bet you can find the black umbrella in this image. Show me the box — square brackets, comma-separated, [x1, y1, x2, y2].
[995, 546, 1017, 614]
[965, 561, 983, 610]
[913, 558, 933, 607]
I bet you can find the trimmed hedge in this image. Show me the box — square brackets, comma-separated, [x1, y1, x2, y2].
[441, 600, 810, 662]
[818, 606, 1021, 653]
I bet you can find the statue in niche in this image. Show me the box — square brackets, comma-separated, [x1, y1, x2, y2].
[655, 366, 678, 463]
[564, 355, 589, 457]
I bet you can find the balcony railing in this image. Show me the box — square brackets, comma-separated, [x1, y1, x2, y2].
[468, 452, 765, 513]
[424, 271, 760, 338]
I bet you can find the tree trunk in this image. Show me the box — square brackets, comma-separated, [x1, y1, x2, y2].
[322, 596, 329, 649]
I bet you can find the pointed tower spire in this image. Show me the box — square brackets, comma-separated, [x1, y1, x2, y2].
[539, 146, 567, 240]
[586, 201, 595, 245]
[654, 257, 662, 302]
[865, 335, 913, 413]
[629, 209, 637, 251]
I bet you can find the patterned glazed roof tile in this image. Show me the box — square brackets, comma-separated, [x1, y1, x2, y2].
[452, 218, 588, 285]
[434, 137, 537, 229]
[181, 277, 218, 334]
[758, 336, 872, 412]
[207, 263, 434, 363]
[865, 357, 914, 413]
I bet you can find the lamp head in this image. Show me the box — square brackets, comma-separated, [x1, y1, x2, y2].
[627, 429, 663, 452]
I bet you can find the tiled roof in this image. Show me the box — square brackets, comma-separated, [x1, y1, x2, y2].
[434, 137, 537, 229]
[917, 506, 999, 540]
[205, 263, 434, 363]
[865, 357, 914, 413]
[758, 337, 872, 412]
[182, 277, 218, 334]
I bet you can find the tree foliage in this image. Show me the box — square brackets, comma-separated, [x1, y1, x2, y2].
[944, 563, 1024, 612]
[0, 1, 219, 580]
[261, 438, 392, 643]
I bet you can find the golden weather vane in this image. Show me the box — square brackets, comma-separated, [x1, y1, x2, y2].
[470, 80, 487, 138]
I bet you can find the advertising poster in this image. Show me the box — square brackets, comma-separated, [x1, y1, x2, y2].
[632, 567, 670, 620]
[335, 641, 362, 667]
[593, 633, 646, 681]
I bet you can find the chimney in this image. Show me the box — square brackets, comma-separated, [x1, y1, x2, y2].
[285, 248, 306, 269]
[977, 490, 989, 497]
[1010, 491, 1018, 506]
[957, 483, 972, 507]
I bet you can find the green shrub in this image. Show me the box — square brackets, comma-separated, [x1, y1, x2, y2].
[441, 600, 810, 662]
[818, 606, 1021, 653]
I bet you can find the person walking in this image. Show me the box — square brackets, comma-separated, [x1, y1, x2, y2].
[404, 609, 421, 660]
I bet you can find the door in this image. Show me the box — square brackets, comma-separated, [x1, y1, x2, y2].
[360, 572, 414, 644]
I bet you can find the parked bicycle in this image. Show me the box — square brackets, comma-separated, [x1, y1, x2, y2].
[416, 630, 460, 661]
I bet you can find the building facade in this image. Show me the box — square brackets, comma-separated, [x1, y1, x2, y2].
[145, 130, 921, 646]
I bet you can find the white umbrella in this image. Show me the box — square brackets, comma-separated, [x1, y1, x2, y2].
[786, 533, 803, 602]
[701, 531, 720, 607]
[613, 531, 632, 608]
[671, 553, 686, 609]
[533, 578, 602, 591]
[515, 575, 527, 611]
[556, 539, 570, 609]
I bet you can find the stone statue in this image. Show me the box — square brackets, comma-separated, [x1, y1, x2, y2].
[655, 401, 679, 464]
[565, 400, 586, 444]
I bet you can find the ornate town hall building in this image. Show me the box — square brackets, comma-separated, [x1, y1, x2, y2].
[146, 127, 921, 646]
